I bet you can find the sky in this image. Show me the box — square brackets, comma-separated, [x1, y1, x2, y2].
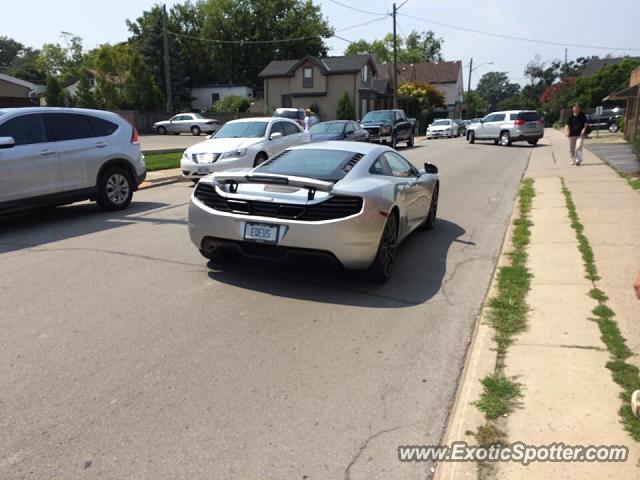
[1, 0, 639, 88]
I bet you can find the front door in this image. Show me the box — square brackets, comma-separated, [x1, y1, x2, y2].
[0, 113, 62, 202]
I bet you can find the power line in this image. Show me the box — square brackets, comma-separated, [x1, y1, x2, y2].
[326, 0, 388, 16]
[399, 12, 640, 52]
[167, 16, 385, 46]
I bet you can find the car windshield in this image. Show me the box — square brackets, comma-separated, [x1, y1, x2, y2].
[310, 122, 345, 134]
[213, 121, 267, 138]
[362, 111, 393, 122]
[432, 120, 450, 126]
[274, 110, 301, 120]
[255, 149, 360, 182]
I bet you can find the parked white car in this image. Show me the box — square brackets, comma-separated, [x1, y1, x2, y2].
[153, 113, 220, 136]
[0, 107, 146, 213]
[426, 119, 458, 139]
[181, 117, 310, 181]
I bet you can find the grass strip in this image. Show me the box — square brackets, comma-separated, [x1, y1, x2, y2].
[471, 179, 535, 477]
[144, 152, 181, 171]
[561, 177, 640, 441]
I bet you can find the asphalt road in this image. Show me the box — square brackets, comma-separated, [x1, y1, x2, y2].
[0, 136, 533, 479]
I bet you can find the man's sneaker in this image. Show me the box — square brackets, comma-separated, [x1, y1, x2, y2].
[632, 390, 640, 420]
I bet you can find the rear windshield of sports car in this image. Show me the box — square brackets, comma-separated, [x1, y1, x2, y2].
[213, 121, 267, 138]
[255, 149, 361, 182]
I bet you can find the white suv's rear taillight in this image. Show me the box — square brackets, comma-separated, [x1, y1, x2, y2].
[131, 126, 139, 144]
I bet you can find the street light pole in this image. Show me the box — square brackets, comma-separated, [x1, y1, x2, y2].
[392, 2, 397, 109]
[467, 57, 473, 95]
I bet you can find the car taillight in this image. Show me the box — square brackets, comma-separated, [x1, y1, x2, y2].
[514, 119, 525, 126]
[131, 126, 139, 144]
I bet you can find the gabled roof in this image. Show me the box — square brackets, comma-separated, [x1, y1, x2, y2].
[0, 72, 36, 89]
[582, 57, 640, 77]
[379, 61, 462, 86]
[260, 55, 376, 78]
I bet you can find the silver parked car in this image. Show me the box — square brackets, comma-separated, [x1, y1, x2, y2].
[153, 112, 220, 136]
[426, 119, 459, 139]
[188, 142, 439, 283]
[181, 117, 310, 181]
[0, 107, 146, 213]
[467, 110, 544, 146]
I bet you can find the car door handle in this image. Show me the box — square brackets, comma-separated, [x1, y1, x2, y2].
[40, 149, 56, 156]
[95, 142, 107, 148]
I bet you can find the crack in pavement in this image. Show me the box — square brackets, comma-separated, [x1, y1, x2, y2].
[344, 422, 422, 480]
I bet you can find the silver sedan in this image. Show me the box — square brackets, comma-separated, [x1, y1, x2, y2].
[188, 142, 439, 283]
[153, 113, 220, 136]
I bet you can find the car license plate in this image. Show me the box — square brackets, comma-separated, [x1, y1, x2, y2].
[244, 223, 279, 244]
[197, 166, 210, 174]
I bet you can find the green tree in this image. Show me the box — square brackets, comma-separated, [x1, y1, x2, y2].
[336, 91, 354, 120]
[476, 72, 520, 111]
[0, 36, 24, 69]
[397, 82, 446, 110]
[37, 36, 84, 79]
[463, 91, 488, 118]
[73, 69, 97, 108]
[214, 95, 251, 112]
[571, 58, 640, 108]
[199, 0, 333, 89]
[345, 30, 443, 64]
[44, 76, 64, 106]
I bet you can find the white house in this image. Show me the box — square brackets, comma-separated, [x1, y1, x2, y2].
[190, 84, 253, 111]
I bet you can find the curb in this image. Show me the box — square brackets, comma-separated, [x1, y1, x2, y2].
[138, 176, 188, 190]
[142, 148, 185, 155]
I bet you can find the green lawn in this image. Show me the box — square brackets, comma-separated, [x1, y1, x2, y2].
[144, 152, 182, 171]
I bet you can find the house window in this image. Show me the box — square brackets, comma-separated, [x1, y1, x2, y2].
[303, 67, 313, 88]
[362, 64, 369, 83]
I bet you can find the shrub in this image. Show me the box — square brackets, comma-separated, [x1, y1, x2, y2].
[213, 95, 251, 113]
[336, 91, 355, 120]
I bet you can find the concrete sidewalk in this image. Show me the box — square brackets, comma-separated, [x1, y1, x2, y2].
[437, 129, 640, 479]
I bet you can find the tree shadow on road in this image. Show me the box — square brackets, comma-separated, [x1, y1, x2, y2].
[0, 201, 178, 254]
[206, 218, 466, 308]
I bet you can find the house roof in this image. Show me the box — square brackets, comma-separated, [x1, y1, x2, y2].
[259, 55, 375, 78]
[379, 61, 462, 86]
[582, 57, 640, 77]
[0, 72, 36, 90]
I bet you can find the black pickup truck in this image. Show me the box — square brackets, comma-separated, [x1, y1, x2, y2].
[361, 109, 416, 148]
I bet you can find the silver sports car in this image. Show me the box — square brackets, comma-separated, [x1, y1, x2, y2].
[188, 142, 439, 282]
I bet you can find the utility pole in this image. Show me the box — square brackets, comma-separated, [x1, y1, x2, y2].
[564, 48, 568, 79]
[467, 57, 473, 94]
[392, 2, 398, 109]
[162, 4, 172, 113]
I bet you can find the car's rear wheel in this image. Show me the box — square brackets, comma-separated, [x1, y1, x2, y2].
[97, 166, 134, 211]
[423, 184, 439, 230]
[468, 131, 475, 144]
[367, 212, 398, 283]
[191, 126, 201, 136]
[253, 152, 268, 167]
[500, 131, 511, 146]
[528, 139, 539, 146]
[157, 126, 167, 135]
[608, 122, 619, 133]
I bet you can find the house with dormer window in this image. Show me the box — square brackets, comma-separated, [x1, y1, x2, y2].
[259, 54, 390, 120]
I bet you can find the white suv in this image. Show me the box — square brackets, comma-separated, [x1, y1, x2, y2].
[467, 110, 544, 146]
[0, 107, 146, 213]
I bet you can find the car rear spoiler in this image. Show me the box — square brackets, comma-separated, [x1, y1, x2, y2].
[212, 172, 334, 200]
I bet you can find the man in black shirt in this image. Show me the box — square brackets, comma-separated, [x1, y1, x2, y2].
[565, 103, 589, 166]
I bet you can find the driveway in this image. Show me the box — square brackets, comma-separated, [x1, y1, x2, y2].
[0, 137, 533, 479]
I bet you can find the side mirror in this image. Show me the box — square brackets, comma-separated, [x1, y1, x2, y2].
[424, 162, 438, 174]
[269, 132, 283, 140]
[0, 136, 15, 149]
